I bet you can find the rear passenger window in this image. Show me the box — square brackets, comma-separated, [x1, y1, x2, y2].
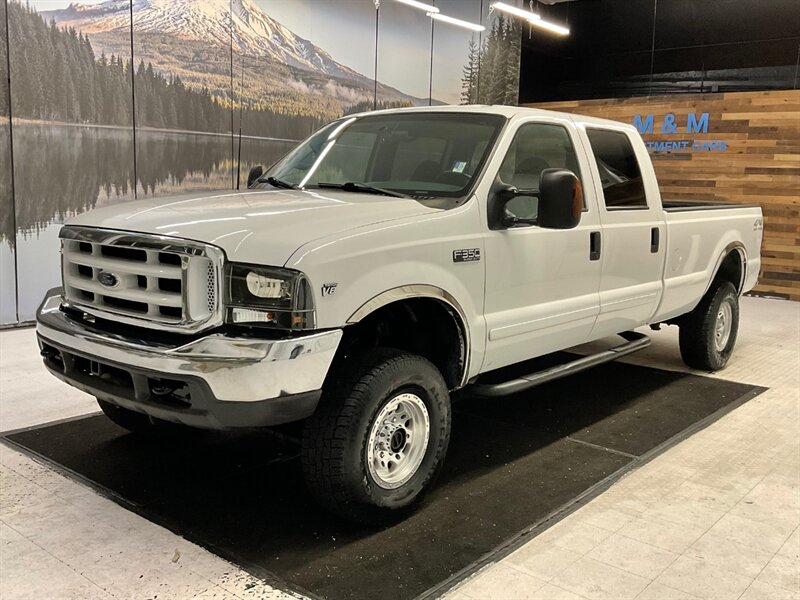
[586, 129, 647, 209]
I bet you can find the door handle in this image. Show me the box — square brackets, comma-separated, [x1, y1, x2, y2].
[650, 227, 660, 253]
[590, 231, 601, 261]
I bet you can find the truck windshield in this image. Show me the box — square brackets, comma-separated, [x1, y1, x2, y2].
[264, 112, 507, 198]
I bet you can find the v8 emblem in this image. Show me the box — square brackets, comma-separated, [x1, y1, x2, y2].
[321, 283, 338, 297]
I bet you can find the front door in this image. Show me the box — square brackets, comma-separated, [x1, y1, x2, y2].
[481, 120, 602, 373]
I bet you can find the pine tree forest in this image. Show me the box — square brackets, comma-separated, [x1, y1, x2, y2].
[461, 13, 521, 106]
[1, 0, 8, 119]
[4, 2, 322, 139]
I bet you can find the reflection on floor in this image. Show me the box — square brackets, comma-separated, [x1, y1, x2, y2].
[0, 296, 798, 600]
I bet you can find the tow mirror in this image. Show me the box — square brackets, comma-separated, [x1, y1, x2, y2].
[488, 182, 535, 230]
[488, 168, 582, 230]
[247, 165, 264, 188]
[538, 168, 582, 230]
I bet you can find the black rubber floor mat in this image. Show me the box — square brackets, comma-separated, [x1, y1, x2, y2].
[4, 361, 763, 600]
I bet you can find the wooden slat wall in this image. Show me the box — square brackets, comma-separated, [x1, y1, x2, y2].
[524, 90, 800, 301]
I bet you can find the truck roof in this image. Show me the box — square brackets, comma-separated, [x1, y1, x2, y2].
[350, 104, 639, 135]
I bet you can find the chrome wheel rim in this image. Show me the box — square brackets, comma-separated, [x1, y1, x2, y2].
[366, 393, 430, 490]
[714, 301, 733, 352]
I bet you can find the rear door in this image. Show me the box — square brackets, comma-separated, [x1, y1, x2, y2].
[580, 126, 667, 336]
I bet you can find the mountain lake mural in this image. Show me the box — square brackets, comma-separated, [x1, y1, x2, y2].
[0, 0, 521, 323]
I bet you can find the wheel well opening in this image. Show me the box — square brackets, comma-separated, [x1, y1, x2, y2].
[714, 249, 744, 294]
[337, 298, 467, 390]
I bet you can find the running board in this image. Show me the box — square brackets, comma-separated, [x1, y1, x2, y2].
[469, 331, 651, 398]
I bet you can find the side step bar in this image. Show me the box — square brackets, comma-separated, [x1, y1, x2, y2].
[469, 331, 651, 398]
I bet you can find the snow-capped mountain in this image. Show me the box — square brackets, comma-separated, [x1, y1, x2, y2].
[44, 0, 367, 83]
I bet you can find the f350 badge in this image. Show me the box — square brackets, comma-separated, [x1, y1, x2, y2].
[453, 248, 480, 263]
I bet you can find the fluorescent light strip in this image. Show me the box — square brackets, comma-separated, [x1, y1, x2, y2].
[491, 2, 569, 37]
[491, 1, 539, 21]
[395, 0, 440, 14]
[429, 12, 485, 32]
[530, 18, 569, 36]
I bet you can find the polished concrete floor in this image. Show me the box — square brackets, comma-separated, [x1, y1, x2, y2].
[1, 296, 798, 600]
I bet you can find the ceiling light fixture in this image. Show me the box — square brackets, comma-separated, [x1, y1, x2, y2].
[529, 17, 569, 36]
[490, 1, 570, 36]
[491, 1, 538, 21]
[395, 0, 440, 13]
[428, 12, 486, 32]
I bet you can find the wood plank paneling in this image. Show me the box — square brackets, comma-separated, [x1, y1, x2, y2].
[524, 90, 800, 301]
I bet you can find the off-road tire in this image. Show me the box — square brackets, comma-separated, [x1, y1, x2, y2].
[679, 281, 739, 371]
[301, 348, 451, 524]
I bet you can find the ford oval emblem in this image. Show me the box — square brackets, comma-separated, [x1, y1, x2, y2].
[97, 271, 120, 288]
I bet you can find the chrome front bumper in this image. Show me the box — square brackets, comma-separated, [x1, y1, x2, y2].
[36, 290, 342, 428]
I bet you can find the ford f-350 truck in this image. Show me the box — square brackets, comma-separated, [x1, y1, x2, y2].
[36, 106, 763, 522]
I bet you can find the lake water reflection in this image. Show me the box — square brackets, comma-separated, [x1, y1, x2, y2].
[3, 123, 297, 322]
[1, 123, 15, 324]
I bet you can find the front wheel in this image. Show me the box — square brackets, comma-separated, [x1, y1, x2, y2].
[301, 348, 451, 524]
[679, 281, 740, 371]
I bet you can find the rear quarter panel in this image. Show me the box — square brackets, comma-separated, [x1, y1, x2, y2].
[655, 207, 763, 321]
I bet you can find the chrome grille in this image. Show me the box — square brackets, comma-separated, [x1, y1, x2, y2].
[60, 227, 224, 332]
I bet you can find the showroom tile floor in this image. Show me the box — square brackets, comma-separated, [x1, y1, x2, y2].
[1, 296, 798, 600]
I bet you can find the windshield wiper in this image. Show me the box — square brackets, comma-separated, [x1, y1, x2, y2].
[316, 181, 409, 199]
[258, 176, 298, 190]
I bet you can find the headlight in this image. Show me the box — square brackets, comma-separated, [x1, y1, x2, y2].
[245, 272, 288, 299]
[226, 263, 315, 330]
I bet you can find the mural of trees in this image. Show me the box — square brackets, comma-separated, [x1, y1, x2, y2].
[461, 13, 521, 106]
[8, 3, 125, 125]
[1, 0, 12, 245]
[461, 38, 480, 105]
[5, 2, 321, 139]
[0, 0, 8, 120]
[0, 0, 524, 323]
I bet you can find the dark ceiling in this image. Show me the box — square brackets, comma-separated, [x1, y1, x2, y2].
[519, 0, 800, 101]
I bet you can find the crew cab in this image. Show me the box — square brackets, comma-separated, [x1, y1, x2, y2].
[36, 106, 763, 522]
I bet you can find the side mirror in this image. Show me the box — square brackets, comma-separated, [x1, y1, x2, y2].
[538, 168, 582, 230]
[488, 182, 537, 230]
[247, 165, 263, 188]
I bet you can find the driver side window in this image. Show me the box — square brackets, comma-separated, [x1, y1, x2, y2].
[499, 123, 583, 222]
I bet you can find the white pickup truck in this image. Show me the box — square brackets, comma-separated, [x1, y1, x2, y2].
[37, 106, 763, 522]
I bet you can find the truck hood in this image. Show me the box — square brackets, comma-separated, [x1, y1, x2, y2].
[67, 189, 441, 265]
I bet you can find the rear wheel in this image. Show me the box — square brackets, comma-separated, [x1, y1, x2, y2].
[301, 348, 451, 524]
[679, 281, 739, 371]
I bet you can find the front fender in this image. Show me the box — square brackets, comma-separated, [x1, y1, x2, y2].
[284, 200, 487, 380]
